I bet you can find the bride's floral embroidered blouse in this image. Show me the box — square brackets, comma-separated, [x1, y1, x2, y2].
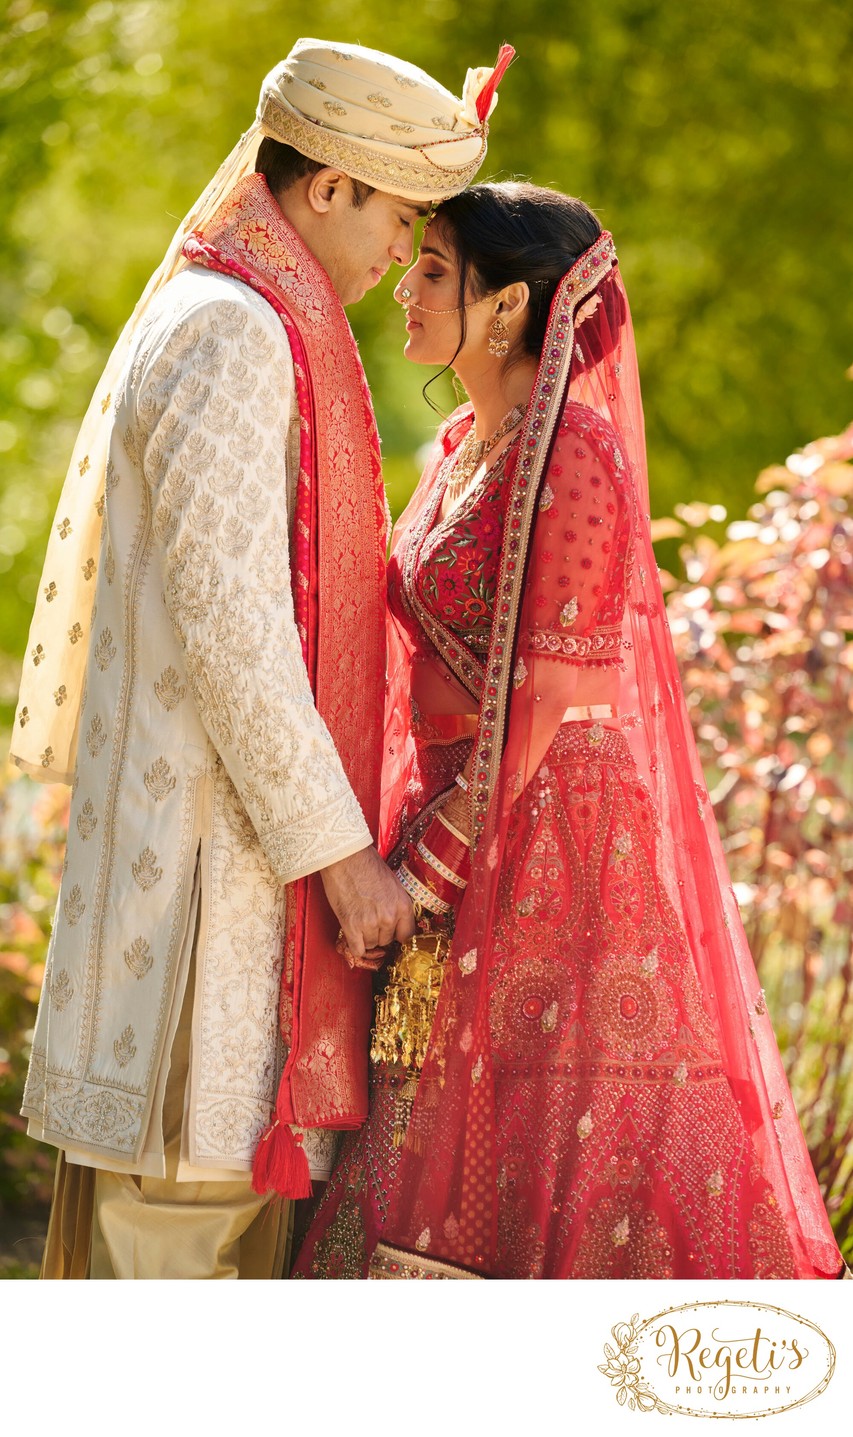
[388, 405, 634, 669]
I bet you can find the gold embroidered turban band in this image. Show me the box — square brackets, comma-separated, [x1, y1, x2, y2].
[257, 38, 515, 200]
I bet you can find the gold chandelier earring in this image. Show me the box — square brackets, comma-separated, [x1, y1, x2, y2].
[488, 316, 509, 357]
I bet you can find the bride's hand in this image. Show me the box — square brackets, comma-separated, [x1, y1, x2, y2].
[575, 294, 601, 328]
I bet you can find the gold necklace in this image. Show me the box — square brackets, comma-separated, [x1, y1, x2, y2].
[445, 403, 525, 504]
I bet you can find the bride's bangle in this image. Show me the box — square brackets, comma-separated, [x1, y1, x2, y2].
[398, 863, 453, 915]
[416, 838, 467, 889]
[454, 771, 470, 794]
[399, 806, 472, 915]
[435, 807, 469, 846]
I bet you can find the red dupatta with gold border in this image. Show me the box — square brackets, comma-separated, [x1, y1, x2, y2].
[183, 174, 386, 1185]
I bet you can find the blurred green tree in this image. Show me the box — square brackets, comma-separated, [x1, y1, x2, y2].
[1, 0, 851, 730]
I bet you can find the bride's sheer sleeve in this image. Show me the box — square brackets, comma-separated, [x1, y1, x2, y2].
[502, 405, 633, 796]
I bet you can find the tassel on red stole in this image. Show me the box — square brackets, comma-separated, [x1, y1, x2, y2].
[251, 1117, 313, 1199]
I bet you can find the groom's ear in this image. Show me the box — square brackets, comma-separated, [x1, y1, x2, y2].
[305, 167, 348, 214]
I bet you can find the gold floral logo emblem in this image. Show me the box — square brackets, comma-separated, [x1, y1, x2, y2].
[599, 1301, 835, 1418]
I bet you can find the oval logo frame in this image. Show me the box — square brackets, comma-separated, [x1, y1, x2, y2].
[599, 1299, 836, 1418]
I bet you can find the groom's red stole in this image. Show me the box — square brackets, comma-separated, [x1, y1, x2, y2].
[184, 174, 386, 1193]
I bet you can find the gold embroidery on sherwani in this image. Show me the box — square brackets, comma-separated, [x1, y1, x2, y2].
[86, 713, 106, 756]
[63, 884, 85, 925]
[143, 757, 176, 801]
[189, 492, 223, 533]
[217, 515, 253, 558]
[50, 969, 74, 1011]
[123, 937, 153, 979]
[76, 799, 98, 839]
[132, 847, 163, 891]
[93, 627, 117, 670]
[236, 482, 269, 524]
[113, 1025, 137, 1067]
[153, 665, 186, 710]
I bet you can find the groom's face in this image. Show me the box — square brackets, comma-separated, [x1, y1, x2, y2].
[318, 179, 432, 306]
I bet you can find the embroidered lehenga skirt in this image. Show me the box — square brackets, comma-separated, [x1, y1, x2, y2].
[293, 720, 799, 1279]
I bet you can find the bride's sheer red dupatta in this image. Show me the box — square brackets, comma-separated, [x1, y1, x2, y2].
[376, 234, 842, 1278]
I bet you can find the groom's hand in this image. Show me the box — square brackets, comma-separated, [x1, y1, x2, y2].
[321, 845, 415, 964]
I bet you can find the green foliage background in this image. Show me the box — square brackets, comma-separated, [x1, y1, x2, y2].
[1, 0, 852, 724]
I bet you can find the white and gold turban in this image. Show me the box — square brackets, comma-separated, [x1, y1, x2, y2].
[10, 38, 514, 782]
[257, 38, 512, 200]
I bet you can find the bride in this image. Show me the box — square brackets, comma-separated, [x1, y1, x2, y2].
[292, 181, 844, 1279]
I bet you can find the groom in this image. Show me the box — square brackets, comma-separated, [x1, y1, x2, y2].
[13, 38, 504, 1278]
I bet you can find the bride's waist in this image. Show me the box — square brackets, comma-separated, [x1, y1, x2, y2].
[409, 654, 620, 719]
[413, 702, 617, 740]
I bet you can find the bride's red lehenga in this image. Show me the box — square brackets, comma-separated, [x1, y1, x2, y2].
[293, 233, 843, 1279]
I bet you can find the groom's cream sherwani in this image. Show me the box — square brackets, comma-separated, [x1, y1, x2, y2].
[14, 35, 504, 1276]
[21, 263, 371, 1178]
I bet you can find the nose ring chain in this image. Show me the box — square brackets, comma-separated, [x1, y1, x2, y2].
[398, 293, 491, 316]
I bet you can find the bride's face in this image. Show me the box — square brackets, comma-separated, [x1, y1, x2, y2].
[393, 221, 491, 366]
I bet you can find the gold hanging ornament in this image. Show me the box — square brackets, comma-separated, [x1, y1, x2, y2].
[370, 918, 447, 1147]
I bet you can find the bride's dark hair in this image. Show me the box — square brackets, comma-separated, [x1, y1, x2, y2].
[434, 181, 603, 368]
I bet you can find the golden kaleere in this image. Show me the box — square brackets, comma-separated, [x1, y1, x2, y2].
[370, 924, 447, 1147]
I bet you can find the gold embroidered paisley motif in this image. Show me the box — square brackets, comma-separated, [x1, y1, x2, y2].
[63, 884, 86, 925]
[93, 627, 117, 671]
[143, 757, 177, 801]
[86, 713, 107, 756]
[153, 665, 186, 711]
[123, 937, 154, 979]
[50, 968, 74, 1011]
[113, 1025, 137, 1067]
[76, 799, 98, 839]
[131, 847, 163, 891]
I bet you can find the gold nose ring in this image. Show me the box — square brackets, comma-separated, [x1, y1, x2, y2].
[401, 287, 412, 300]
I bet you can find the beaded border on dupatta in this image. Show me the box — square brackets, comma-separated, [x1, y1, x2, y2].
[469, 231, 618, 842]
